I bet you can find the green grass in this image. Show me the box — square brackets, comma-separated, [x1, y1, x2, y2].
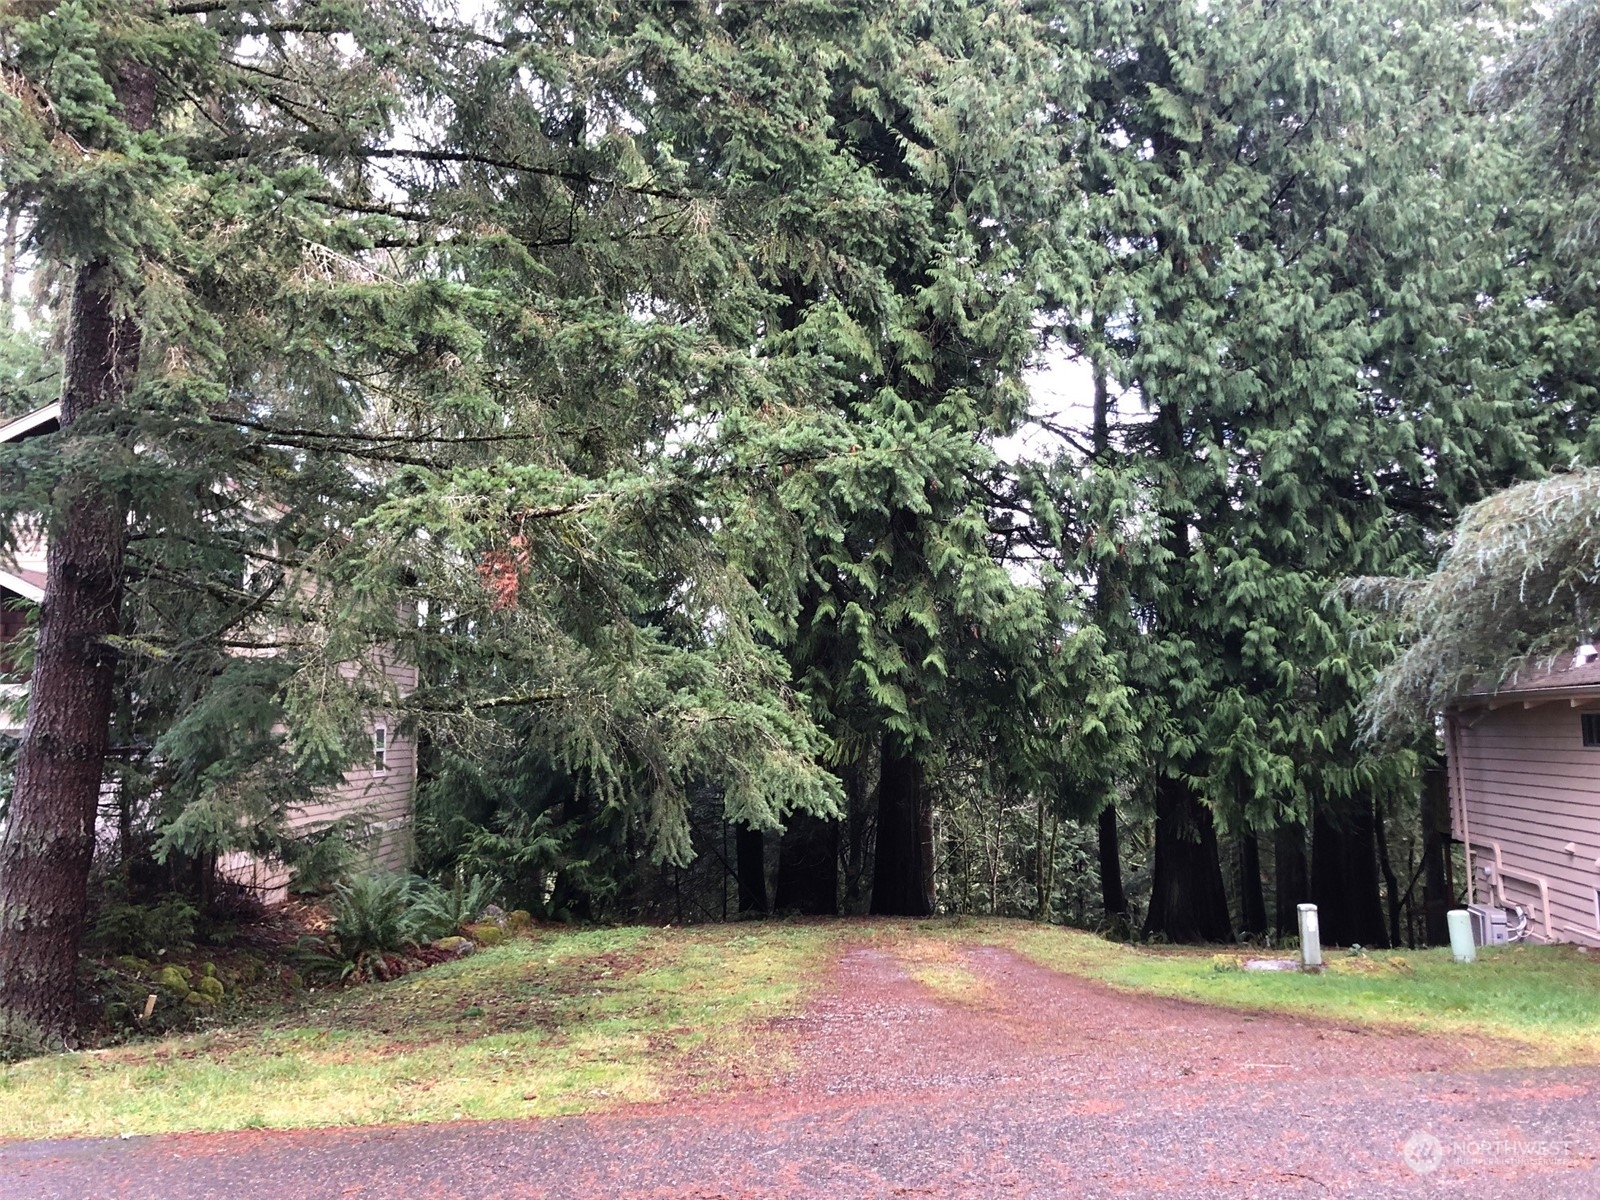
[995, 921, 1600, 1062]
[0, 923, 834, 1142]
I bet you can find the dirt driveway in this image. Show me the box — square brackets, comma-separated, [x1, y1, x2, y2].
[3, 943, 1597, 1198]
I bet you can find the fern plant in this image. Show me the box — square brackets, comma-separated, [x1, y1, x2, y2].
[409, 869, 500, 941]
[330, 872, 425, 960]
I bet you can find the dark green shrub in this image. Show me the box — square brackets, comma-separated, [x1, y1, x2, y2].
[86, 894, 198, 959]
[329, 871, 424, 960]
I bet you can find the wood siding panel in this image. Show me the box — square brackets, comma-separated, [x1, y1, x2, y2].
[1452, 705, 1600, 948]
[224, 714, 417, 901]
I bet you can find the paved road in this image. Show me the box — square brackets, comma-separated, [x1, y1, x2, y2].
[3, 944, 1597, 1198]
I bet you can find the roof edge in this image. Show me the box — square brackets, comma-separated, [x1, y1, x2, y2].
[0, 568, 44, 603]
[0, 402, 61, 444]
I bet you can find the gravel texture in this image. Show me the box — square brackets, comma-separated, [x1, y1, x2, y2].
[4, 941, 1597, 1198]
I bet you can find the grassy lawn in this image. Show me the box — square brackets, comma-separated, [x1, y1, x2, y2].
[992, 920, 1600, 1063]
[0, 923, 835, 1142]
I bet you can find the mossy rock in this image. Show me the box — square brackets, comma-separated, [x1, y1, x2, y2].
[113, 956, 155, 977]
[435, 936, 475, 957]
[201, 962, 218, 979]
[463, 923, 505, 947]
[503, 910, 534, 933]
[154, 965, 192, 992]
[182, 990, 216, 1008]
[195, 976, 225, 1001]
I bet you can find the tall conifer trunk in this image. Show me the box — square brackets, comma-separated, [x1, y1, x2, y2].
[0, 65, 153, 1050]
[870, 740, 933, 916]
[1097, 804, 1128, 921]
[1142, 777, 1233, 942]
[1311, 796, 1389, 947]
[1374, 798, 1403, 948]
[1273, 821, 1310, 938]
[774, 811, 839, 915]
[1420, 766, 1452, 945]
[1238, 829, 1268, 936]
[734, 826, 767, 914]
[1087, 348, 1131, 929]
[1140, 396, 1231, 944]
[842, 754, 874, 913]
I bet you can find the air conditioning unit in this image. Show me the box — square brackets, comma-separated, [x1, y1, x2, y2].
[1467, 903, 1509, 947]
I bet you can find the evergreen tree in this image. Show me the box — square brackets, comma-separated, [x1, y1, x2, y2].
[1366, 0, 1600, 727]
[736, 0, 1129, 916]
[1043, 0, 1542, 941]
[0, 0, 882, 1049]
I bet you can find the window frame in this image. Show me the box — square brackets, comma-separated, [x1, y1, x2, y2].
[373, 724, 388, 772]
[1583, 712, 1600, 748]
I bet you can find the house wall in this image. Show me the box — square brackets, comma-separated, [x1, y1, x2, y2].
[1450, 701, 1600, 948]
[4, 529, 47, 580]
[220, 657, 420, 904]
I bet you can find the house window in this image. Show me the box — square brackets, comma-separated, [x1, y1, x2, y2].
[373, 725, 388, 772]
[1584, 713, 1600, 747]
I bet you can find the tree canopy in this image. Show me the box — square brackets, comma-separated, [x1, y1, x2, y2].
[5, 0, 1600, 1050]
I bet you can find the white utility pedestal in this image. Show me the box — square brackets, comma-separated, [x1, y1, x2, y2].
[1297, 902, 1322, 969]
[1447, 908, 1476, 963]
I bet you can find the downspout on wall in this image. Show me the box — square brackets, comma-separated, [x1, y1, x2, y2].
[1444, 710, 1474, 908]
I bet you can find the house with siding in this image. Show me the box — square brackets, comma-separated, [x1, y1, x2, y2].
[1446, 648, 1600, 948]
[0, 403, 416, 903]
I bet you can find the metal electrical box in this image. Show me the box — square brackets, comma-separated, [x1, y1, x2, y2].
[1467, 904, 1509, 947]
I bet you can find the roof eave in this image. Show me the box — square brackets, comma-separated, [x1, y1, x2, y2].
[1450, 685, 1600, 711]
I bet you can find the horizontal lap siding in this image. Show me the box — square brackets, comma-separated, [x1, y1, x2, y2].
[1454, 704, 1600, 947]
[288, 728, 416, 873]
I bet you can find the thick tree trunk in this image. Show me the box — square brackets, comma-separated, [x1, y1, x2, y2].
[1311, 795, 1389, 948]
[1097, 803, 1128, 921]
[1142, 777, 1233, 942]
[1273, 821, 1309, 939]
[774, 811, 839, 915]
[1420, 765, 1452, 945]
[0, 60, 154, 1054]
[870, 741, 933, 916]
[0, 274, 146, 1047]
[734, 825, 767, 914]
[1238, 829, 1268, 937]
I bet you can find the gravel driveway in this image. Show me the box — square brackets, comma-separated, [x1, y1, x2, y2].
[4, 942, 1597, 1198]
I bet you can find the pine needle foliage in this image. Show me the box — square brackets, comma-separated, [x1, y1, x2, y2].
[2, 0, 961, 874]
[1365, 0, 1600, 732]
[1039, 0, 1540, 837]
[1360, 469, 1600, 732]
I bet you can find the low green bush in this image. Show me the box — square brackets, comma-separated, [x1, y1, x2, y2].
[86, 894, 198, 959]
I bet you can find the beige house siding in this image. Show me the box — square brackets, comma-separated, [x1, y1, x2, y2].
[220, 715, 419, 904]
[1449, 702, 1600, 948]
